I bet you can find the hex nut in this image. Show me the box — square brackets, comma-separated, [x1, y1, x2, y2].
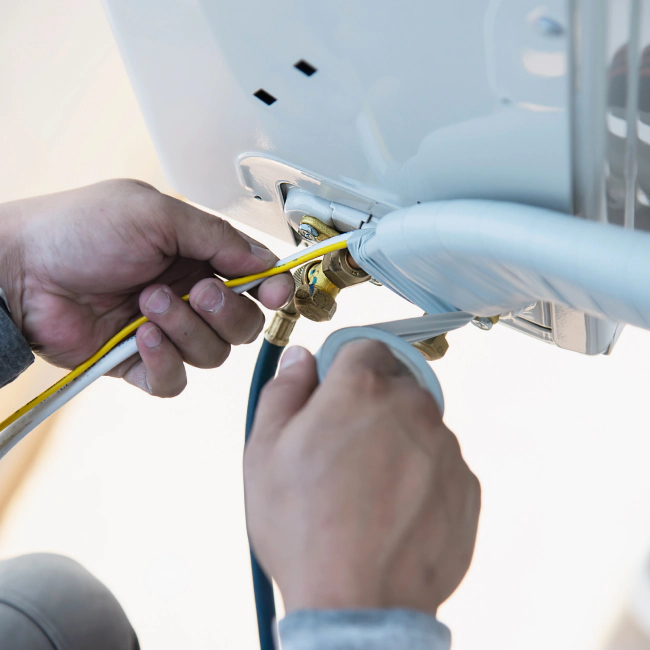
[322, 250, 370, 289]
[294, 284, 338, 322]
[412, 334, 449, 361]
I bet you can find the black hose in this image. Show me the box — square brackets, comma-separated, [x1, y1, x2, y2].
[246, 338, 284, 650]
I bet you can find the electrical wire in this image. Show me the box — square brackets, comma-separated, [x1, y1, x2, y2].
[0, 335, 140, 460]
[0, 234, 350, 451]
[0, 281, 255, 460]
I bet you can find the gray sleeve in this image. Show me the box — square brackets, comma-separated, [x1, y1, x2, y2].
[0, 301, 34, 388]
[278, 609, 451, 650]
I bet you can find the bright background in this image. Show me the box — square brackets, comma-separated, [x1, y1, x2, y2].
[2, 2, 650, 649]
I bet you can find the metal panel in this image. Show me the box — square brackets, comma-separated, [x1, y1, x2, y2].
[103, 0, 572, 240]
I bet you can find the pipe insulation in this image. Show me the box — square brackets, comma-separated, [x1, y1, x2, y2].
[348, 200, 650, 330]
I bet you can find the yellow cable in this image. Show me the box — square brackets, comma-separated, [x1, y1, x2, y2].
[0, 239, 348, 432]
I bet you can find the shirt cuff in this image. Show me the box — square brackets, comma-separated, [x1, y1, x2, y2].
[279, 609, 451, 650]
[0, 303, 34, 388]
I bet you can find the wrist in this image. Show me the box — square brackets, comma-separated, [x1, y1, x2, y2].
[0, 201, 25, 330]
[282, 572, 387, 614]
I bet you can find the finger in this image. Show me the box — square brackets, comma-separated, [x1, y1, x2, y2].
[250, 347, 318, 441]
[188, 278, 265, 345]
[125, 323, 187, 397]
[247, 273, 295, 310]
[140, 284, 232, 366]
[162, 196, 280, 277]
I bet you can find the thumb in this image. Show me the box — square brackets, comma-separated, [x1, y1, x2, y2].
[250, 346, 319, 443]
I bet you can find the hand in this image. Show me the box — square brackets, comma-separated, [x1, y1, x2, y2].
[244, 341, 481, 616]
[0, 180, 294, 396]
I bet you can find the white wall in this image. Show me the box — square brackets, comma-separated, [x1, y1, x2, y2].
[1, 2, 650, 649]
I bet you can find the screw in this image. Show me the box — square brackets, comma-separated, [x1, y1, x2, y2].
[298, 223, 319, 242]
[533, 16, 564, 37]
[472, 317, 495, 331]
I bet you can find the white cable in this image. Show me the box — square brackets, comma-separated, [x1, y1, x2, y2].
[0, 235, 352, 460]
[0, 336, 139, 460]
[232, 233, 349, 293]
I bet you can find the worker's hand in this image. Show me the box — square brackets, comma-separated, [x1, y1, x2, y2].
[244, 341, 481, 616]
[0, 180, 294, 396]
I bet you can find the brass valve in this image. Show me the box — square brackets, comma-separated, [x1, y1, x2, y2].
[294, 261, 340, 322]
[293, 251, 371, 322]
[412, 334, 449, 361]
[294, 215, 370, 322]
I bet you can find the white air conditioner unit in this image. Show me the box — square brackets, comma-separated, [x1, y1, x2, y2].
[103, 0, 647, 355]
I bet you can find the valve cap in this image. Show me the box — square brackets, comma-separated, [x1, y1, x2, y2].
[294, 284, 337, 322]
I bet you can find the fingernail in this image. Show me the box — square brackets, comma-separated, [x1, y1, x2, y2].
[145, 287, 171, 314]
[197, 281, 224, 313]
[143, 325, 162, 348]
[250, 243, 278, 266]
[279, 346, 307, 372]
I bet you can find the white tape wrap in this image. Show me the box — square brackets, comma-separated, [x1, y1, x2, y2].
[348, 199, 650, 328]
[316, 327, 445, 415]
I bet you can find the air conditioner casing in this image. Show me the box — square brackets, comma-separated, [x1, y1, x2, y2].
[103, 0, 649, 355]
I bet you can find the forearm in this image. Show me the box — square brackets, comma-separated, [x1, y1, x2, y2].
[279, 609, 451, 650]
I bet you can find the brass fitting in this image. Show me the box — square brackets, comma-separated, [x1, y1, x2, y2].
[264, 301, 300, 346]
[298, 216, 340, 242]
[412, 334, 449, 361]
[322, 249, 370, 289]
[294, 261, 341, 322]
[294, 216, 369, 322]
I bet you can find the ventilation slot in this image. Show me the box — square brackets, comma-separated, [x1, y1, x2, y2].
[294, 60, 317, 76]
[254, 89, 277, 105]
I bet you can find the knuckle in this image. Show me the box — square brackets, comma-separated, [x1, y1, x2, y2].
[258, 377, 283, 403]
[404, 385, 438, 414]
[210, 215, 231, 242]
[345, 364, 391, 397]
[156, 377, 187, 398]
[150, 368, 187, 398]
[419, 421, 459, 458]
[129, 179, 157, 191]
[340, 340, 392, 366]
[145, 188, 171, 216]
[258, 373, 294, 404]
[243, 312, 266, 344]
[196, 342, 230, 368]
[441, 427, 462, 457]
[468, 470, 481, 500]
[114, 178, 160, 203]
[391, 386, 440, 433]
[226, 301, 264, 345]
